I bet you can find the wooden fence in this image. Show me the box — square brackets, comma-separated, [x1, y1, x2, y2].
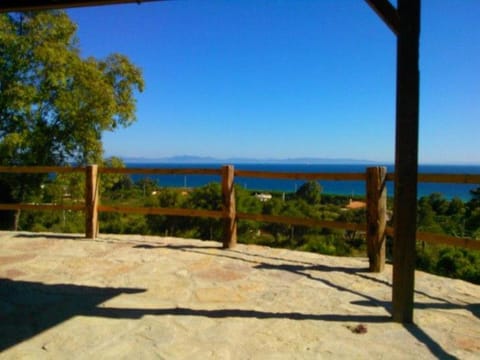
[1, 165, 480, 272]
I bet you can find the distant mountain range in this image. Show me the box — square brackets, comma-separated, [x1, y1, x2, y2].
[121, 155, 379, 165]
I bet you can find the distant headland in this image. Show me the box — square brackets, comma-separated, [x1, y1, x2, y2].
[120, 155, 379, 165]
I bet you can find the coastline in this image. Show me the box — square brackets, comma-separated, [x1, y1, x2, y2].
[122, 162, 480, 201]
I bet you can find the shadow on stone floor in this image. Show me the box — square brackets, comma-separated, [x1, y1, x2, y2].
[136, 240, 462, 307]
[0, 278, 146, 352]
[133, 240, 469, 359]
[0, 276, 461, 359]
[1, 235, 471, 359]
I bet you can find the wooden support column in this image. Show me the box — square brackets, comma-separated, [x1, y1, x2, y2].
[221, 165, 237, 249]
[85, 165, 99, 239]
[392, 0, 421, 323]
[366, 166, 387, 272]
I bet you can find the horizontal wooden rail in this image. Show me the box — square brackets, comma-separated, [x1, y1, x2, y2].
[235, 169, 366, 181]
[417, 232, 480, 251]
[385, 173, 480, 184]
[98, 205, 224, 219]
[0, 203, 85, 212]
[385, 226, 479, 251]
[237, 212, 366, 232]
[2, 166, 477, 184]
[1, 165, 479, 259]
[417, 173, 480, 184]
[99, 167, 221, 175]
[0, 166, 84, 174]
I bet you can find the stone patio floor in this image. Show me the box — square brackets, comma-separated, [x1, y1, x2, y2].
[0, 231, 479, 359]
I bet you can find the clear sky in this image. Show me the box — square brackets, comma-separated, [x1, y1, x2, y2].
[67, 0, 480, 164]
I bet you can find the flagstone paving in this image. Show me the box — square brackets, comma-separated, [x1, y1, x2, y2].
[0, 231, 479, 359]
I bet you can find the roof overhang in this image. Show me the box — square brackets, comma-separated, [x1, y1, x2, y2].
[0, 0, 163, 13]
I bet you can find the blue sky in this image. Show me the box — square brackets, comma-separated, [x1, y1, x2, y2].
[67, 0, 480, 164]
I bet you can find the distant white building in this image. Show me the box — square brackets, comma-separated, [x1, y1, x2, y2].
[255, 193, 272, 202]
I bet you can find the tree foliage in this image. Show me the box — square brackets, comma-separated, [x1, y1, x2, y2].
[0, 11, 144, 166]
[295, 180, 322, 204]
[0, 11, 144, 228]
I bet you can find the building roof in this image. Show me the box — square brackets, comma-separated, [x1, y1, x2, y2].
[0, 0, 162, 13]
[346, 200, 367, 210]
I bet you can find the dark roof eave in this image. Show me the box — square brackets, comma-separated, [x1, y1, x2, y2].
[0, 0, 163, 13]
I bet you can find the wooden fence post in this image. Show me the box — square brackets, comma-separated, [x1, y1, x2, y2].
[85, 165, 99, 239]
[392, 0, 420, 324]
[366, 166, 387, 272]
[222, 165, 237, 249]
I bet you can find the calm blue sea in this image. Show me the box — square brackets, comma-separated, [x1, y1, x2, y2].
[126, 163, 480, 201]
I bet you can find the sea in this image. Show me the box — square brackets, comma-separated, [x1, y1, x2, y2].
[125, 163, 480, 201]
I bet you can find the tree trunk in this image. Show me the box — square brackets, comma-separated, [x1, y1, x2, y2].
[13, 209, 21, 231]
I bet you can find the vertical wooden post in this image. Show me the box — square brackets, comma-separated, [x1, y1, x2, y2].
[85, 165, 99, 239]
[221, 165, 237, 249]
[366, 166, 387, 272]
[392, 0, 420, 323]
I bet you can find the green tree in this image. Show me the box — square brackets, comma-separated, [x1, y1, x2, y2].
[262, 197, 285, 242]
[466, 187, 480, 237]
[295, 181, 322, 205]
[146, 188, 186, 236]
[417, 196, 442, 233]
[465, 208, 480, 239]
[468, 187, 480, 210]
[235, 185, 262, 243]
[336, 208, 366, 247]
[0, 11, 144, 229]
[441, 197, 466, 237]
[446, 197, 465, 217]
[100, 157, 132, 199]
[426, 193, 449, 215]
[187, 183, 223, 240]
[136, 178, 158, 198]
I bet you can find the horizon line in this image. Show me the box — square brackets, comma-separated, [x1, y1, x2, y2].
[106, 155, 480, 166]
